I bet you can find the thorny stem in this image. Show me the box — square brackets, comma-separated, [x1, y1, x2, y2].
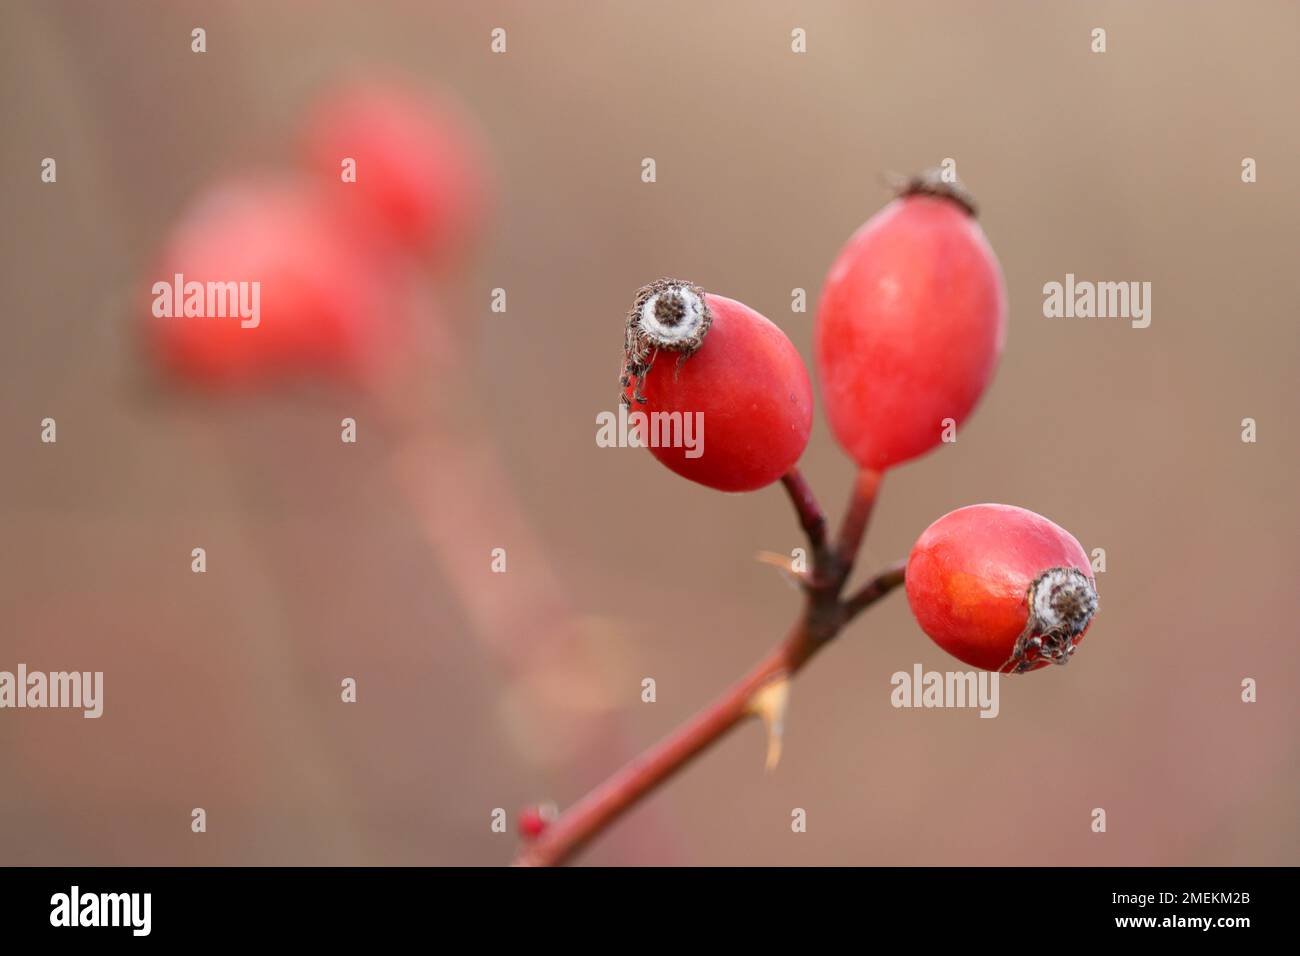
[512, 467, 902, 867]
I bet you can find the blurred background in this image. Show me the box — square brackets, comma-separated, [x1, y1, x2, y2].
[1, 1, 1297, 865]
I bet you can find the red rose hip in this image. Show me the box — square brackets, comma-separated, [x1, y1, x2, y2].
[816, 173, 1007, 471]
[620, 279, 813, 493]
[144, 177, 405, 388]
[300, 79, 488, 264]
[905, 503, 1098, 673]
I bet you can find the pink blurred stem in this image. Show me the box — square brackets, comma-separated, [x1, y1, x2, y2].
[376, 292, 674, 861]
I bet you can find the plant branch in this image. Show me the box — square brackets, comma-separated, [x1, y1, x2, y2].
[512, 633, 798, 868]
[512, 466, 900, 867]
[834, 468, 882, 579]
[843, 559, 907, 621]
[780, 468, 828, 566]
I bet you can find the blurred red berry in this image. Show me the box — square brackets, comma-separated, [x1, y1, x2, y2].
[621, 279, 813, 493]
[299, 79, 489, 265]
[816, 173, 1006, 471]
[144, 177, 406, 389]
[905, 504, 1098, 673]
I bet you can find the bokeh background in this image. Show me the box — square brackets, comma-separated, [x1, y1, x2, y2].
[2, 1, 1297, 865]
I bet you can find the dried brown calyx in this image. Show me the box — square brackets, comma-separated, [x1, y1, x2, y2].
[1000, 567, 1099, 674]
[896, 167, 979, 218]
[619, 278, 712, 405]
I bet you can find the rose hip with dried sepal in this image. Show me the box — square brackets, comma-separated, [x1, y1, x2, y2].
[905, 503, 1098, 673]
[816, 171, 1007, 471]
[620, 279, 813, 493]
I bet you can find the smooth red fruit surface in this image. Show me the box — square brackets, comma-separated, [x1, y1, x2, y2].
[300, 80, 487, 263]
[623, 291, 813, 493]
[816, 191, 1006, 471]
[905, 504, 1096, 672]
[145, 178, 404, 388]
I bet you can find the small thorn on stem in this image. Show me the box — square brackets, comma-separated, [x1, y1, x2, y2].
[747, 675, 791, 772]
[755, 551, 807, 591]
[512, 466, 904, 866]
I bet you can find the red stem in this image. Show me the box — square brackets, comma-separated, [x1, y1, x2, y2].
[513, 638, 796, 868]
[843, 559, 907, 618]
[780, 469, 828, 562]
[835, 468, 882, 574]
[513, 467, 901, 867]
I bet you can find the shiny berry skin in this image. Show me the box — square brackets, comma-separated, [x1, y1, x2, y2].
[816, 176, 1007, 471]
[905, 504, 1098, 673]
[145, 177, 405, 388]
[621, 280, 813, 493]
[300, 80, 488, 264]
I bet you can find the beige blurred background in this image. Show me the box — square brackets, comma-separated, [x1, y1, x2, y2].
[1, 1, 1297, 866]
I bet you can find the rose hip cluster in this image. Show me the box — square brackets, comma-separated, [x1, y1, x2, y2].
[144, 78, 488, 388]
[620, 173, 1098, 674]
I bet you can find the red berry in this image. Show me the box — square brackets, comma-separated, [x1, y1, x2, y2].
[621, 279, 813, 493]
[905, 504, 1098, 673]
[300, 79, 488, 264]
[144, 177, 406, 388]
[815, 173, 1006, 471]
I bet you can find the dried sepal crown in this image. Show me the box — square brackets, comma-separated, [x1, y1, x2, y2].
[620, 278, 712, 405]
[1002, 567, 1099, 674]
[894, 167, 979, 217]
